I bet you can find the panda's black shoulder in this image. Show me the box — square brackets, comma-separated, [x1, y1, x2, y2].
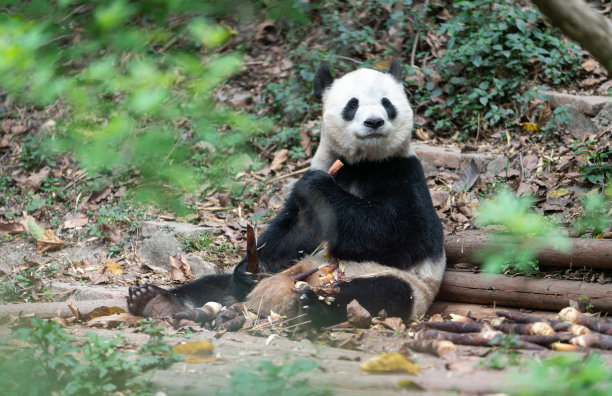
[335, 155, 428, 191]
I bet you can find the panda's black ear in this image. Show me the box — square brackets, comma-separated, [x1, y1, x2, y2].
[314, 64, 334, 100]
[388, 59, 402, 82]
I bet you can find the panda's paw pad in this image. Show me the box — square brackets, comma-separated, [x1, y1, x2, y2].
[127, 284, 166, 316]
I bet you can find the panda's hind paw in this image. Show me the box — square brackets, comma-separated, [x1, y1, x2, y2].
[299, 287, 342, 328]
[127, 284, 185, 318]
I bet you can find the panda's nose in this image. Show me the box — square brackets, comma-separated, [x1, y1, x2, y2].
[364, 118, 385, 129]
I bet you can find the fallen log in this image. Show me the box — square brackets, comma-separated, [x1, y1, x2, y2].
[0, 298, 127, 319]
[444, 231, 612, 269]
[438, 271, 612, 313]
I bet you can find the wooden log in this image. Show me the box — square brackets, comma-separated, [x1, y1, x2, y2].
[444, 231, 612, 269]
[0, 299, 127, 318]
[438, 271, 612, 313]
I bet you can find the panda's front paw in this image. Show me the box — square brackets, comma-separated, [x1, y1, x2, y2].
[299, 287, 344, 328]
[294, 169, 335, 200]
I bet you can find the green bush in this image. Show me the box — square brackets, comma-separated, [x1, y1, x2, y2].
[424, 0, 581, 133]
[264, 0, 581, 138]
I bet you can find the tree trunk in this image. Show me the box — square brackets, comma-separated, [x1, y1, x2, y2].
[444, 231, 612, 269]
[438, 270, 612, 312]
[533, 0, 612, 74]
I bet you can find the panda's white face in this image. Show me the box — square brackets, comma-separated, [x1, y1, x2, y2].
[315, 68, 414, 166]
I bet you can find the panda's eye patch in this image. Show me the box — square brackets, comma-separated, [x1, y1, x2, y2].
[342, 97, 359, 121]
[381, 97, 397, 120]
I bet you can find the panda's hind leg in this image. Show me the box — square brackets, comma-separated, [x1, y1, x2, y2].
[127, 284, 189, 318]
[300, 276, 415, 327]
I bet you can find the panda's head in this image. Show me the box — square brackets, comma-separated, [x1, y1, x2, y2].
[312, 60, 414, 167]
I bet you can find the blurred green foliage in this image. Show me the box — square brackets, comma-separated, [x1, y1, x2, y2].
[0, 317, 181, 396]
[574, 186, 612, 237]
[475, 189, 570, 274]
[512, 354, 612, 396]
[0, 0, 279, 212]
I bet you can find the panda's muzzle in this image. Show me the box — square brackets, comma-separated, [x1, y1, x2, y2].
[364, 117, 385, 130]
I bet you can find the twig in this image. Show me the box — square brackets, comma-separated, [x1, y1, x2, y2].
[266, 167, 309, 185]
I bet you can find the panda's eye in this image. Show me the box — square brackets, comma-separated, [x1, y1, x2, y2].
[381, 97, 397, 120]
[342, 98, 360, 121]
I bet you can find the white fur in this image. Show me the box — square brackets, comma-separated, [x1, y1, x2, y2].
[312, 68, 414, 170]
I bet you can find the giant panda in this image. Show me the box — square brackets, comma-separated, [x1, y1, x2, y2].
[127, 60, 446, 327]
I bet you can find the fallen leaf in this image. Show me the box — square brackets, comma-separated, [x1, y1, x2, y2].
[100, 223, 121, 243]
[104, 262, 123, 276]
[520, 122, 539, 131]
[347, 299, 372, 328]
[397, 380, 425, 391]
[0, 134, 10, 148]
[360, 353, 419, 375]
[523, 153, 539, 171]
[453, 159, 480, 192]
[373, 317, 406, 332]
[172, 341, 216, 363]
[581, 58, 599, 72]
[24, 166, 51, 191]
[90, 188, 112, 203]
[547, 188, 570, 199]
[36, 229, 64, 253]
[0, 221, 27, 235]
[169, 255, 194, 282]
[88, 313, 141, 328]
[269, 149, 289, 173]
[86, 271, 109, 285]
[63, 213, 88, 229]
[299, 129, 312, 157]
[83, 305, 126, 320]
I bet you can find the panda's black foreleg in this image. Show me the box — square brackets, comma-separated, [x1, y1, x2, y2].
[300, 276, 414, 328]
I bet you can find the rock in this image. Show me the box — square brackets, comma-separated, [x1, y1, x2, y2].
[414, 144, 507, 178]
[545, 91, 612, 116]
[565, 107, 596, 141]
[184, 254, 219, 277]
[141, 221, 217, 238]
[593, 101, 612, 133]
[138, 231, 182, 270]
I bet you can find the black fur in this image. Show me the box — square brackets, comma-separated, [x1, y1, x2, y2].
[381, 97, 397, 120]
[300, 276, 415, 327]
[342, 98, 359, 121]
[314, 64, 335, 99]
[388, 59, 402, 82]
